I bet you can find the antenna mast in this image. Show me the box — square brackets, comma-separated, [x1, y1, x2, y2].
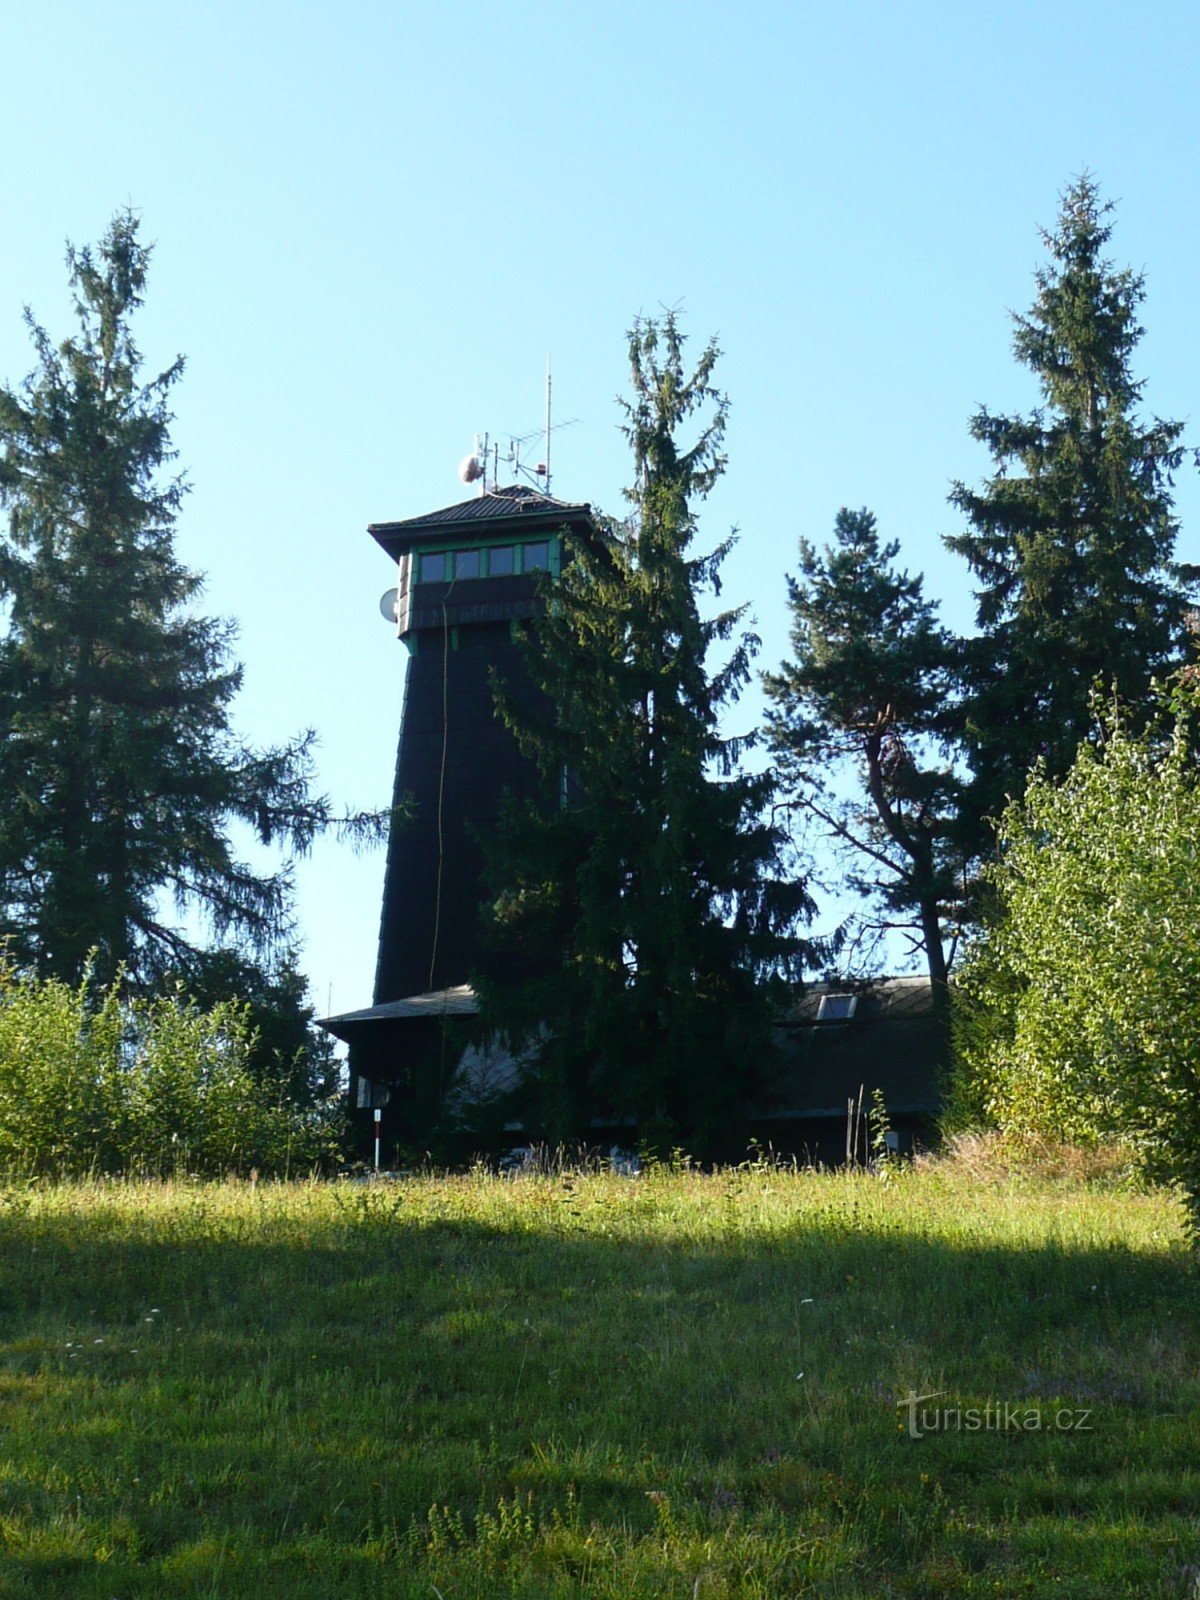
[544, 356, 552, 496]
[457, 367, 576, 495]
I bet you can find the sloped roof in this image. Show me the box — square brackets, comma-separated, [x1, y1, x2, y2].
[784, 975, 934, 1026]
[370, 485, 593, 557]
[320, 985, 478, 1043]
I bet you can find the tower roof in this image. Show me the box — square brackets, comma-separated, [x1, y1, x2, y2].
[370, 484, 593, 559]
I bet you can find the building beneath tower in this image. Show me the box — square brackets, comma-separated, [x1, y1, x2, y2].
[321, 484, 595, 1148]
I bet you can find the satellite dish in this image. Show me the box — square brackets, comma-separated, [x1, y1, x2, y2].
[459, 453, 482, 485]
[378, 587, 399, 623]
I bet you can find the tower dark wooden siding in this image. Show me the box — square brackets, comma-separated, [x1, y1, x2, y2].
[374, 610, 532, 1001]
[368, 485, 594, 1009]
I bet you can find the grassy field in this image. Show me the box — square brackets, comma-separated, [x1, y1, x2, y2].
[0, 1152, 1195, 1598]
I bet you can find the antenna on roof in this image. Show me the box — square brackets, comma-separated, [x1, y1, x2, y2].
[544, 355, 552, 495]
[458, 366, 577, 496]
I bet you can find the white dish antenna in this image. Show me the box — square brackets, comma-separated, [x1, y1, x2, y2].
[378, 587, 399, 623]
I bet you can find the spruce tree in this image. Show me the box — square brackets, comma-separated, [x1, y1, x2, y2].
[0, 211, 361, 989]
[764, 508, 964, 1008]
[946, 175, 1194, 839]
[479, 315, 814, 1158]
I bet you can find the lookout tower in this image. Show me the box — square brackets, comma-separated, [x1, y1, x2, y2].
[324, 483, 594, 1125]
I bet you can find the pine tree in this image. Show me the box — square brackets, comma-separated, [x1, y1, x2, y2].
[0, 211, 366, 989]
[479, 315, 814, 1158]
[946, 175, 1194, 838]
[763, 508, 964, 1006]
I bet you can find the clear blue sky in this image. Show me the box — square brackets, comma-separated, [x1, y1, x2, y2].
[2, 0, 1198, 1018]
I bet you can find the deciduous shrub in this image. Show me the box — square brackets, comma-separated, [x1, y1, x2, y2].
[948, 700, 1200, 1236]
[0, 961, 342, 1176]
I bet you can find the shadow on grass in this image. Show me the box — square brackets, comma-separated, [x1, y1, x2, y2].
[0, 1182, 1195, 1598]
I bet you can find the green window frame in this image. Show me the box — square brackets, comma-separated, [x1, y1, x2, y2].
[413, 534, 561, 583]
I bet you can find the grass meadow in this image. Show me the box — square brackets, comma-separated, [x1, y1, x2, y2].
[0, 1152, 1195, 1598]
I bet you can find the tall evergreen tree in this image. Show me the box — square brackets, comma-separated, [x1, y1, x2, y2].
[0, 211, 370, 989]
[479, 315, 814, 1158]
[764, 508, 964, 1009]
[946, 175, 1194, 839]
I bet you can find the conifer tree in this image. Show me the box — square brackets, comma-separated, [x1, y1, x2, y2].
[946, 175, 1194, 839]
[0, 211, 369, 990]
[479, 315, 814, 1158]
[764, 508, 964, 1007]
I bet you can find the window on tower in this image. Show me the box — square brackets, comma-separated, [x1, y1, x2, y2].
[414, 540, 557, 584]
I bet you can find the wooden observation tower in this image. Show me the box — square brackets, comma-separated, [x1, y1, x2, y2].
[322, 481, 594, 1143]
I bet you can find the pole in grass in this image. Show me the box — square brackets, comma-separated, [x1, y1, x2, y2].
[373, 1108, 382, 1173]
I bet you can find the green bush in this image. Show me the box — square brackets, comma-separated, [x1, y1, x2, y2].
[0, 961, 342, 1177]
[949, 701, 1200, 1235]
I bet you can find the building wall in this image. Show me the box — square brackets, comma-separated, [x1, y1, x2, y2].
[372, 617, 543, 1004]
